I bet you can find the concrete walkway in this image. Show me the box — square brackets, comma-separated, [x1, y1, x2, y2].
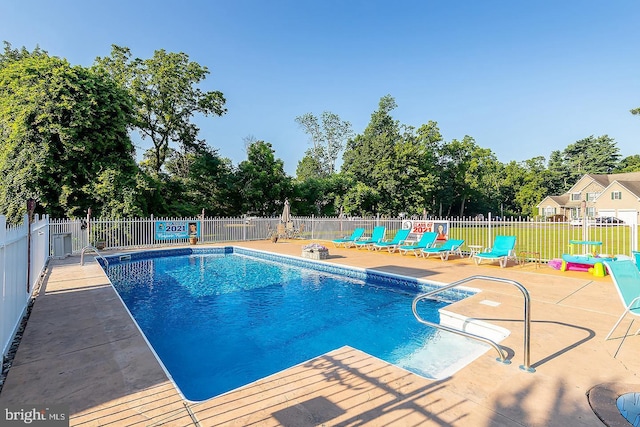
[1, 240, 639, 426]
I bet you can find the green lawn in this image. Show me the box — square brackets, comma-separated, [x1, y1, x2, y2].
[449, 223, 637, 262]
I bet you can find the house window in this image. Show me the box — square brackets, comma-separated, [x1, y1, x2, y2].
[544, 207, 556, 216]
[611, 191, 622, 200]
[586, 192, 599, 201]
[571, 193, 581, 201]
[587, 207, 596, 217]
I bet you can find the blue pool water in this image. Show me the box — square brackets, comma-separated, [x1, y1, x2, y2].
[104, 248, 481, 401]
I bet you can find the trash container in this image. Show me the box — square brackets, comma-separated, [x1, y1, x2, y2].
[52, 233, 72, 259]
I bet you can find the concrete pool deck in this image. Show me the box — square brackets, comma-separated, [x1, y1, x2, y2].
[1, 239, 639, 426]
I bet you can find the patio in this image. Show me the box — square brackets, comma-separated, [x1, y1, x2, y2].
[1, 239, 639, 426]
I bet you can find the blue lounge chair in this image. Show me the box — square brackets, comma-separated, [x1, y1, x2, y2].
[352, 226, 386, 250]
[332, 227, 365, 247]
[372, 229, 411, 252]
[633, 251, 640, 270]
[602, 260, 640, 341]
[397, 232, 438, 256]
[420, 239, 465, 261]
[473, 235, 517, 268]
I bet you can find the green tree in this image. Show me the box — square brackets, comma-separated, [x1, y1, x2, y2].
[340, 182, 380, 216]
[561, 135, 620, 182]
[547, 150, 572, 194]
[342, 95, 399, 181]
[341, 95, 401, 215]
[148, 147, 238, 217]
[0, 46, 144, 221]
[499, 161, 526, 216]
[235, 141, 292, 216]
[513, 157, 552, 216]
[94, 45, 227, 173]
[295, 151, 324, 181]
[295, 111, 353, 176]
[374, 123, 441, 216]
[613, 154, 640, 173]
[292, 174, 348, 216]
[437, 136, 487, 216]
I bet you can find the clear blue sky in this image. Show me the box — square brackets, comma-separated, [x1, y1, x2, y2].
[2, 0, 639, 175]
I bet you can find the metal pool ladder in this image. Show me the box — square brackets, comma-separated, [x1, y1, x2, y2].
[80, 245, 109, 268]
[412, 275, 535, 373]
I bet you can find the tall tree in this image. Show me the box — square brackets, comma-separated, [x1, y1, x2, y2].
[94, 45, 227, 173]
[342, 95, 399, 182]
[295, 152, 324, 181]
[162, 146, 238, 216]
[235, 141, 292, 216]
[547, 150, 571, 194]
[499, 161, 526, 216]
[513, 157, 552, 216]
[434, 136, 502, 217]
[561, 135, 620, 182]
[341, 95, 401, 214]
[0, 46, 144, 221]
[613, 155, 640, 173]
[295, 111, 353, 176]
[292, 174, 348, 216]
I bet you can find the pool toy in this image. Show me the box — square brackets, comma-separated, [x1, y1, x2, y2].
[548, 258, 562, 270]
[560, 240, 613, 277]
[560, 255, 610, 276]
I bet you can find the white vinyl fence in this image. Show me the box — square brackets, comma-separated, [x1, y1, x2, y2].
[50, 214, 639, 262]
[1, 214, 49, 359]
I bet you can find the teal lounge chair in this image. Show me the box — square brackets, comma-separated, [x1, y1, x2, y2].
[372, 228, 411, 252]
[420, 239, 465, 261]
[633, 251, 640, 270]
[352, 226, 386, 250]
[332, 227, 365, 247]
[602, 260, 640, 341]
[397, 232, 438, 256]
[473, 235, 517, 268]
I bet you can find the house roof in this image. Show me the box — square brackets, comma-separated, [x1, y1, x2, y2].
[536, 194, 570, 208]
[549, 195, 569, 205]
[586, 172, 640, 188]
[549, 172, 640, 207]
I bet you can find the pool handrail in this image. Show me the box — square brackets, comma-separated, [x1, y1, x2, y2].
[412, 275, 535, 373]
[80, 245, 109, 268]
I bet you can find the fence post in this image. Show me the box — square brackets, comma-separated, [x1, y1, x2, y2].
[488, 212, 493, 244]
[243, 217, 247, 241]
[25, 213, 31, 293]
[311, 214, 315, 240]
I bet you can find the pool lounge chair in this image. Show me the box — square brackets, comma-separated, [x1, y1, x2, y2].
[473, 235, 517, 268]
[602, 259, 640, 342]
[372, 229, 411, 252]
[397, 232, 438, 256]
[352, 226, 386, 250]
[332, 227, 365, 247]
[420, 239, 465, 261]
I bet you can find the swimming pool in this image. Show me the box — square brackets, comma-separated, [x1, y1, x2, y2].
[102, 247, 499, 401]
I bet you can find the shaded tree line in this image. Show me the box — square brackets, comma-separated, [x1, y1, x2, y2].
[1, 42, 638, 223]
